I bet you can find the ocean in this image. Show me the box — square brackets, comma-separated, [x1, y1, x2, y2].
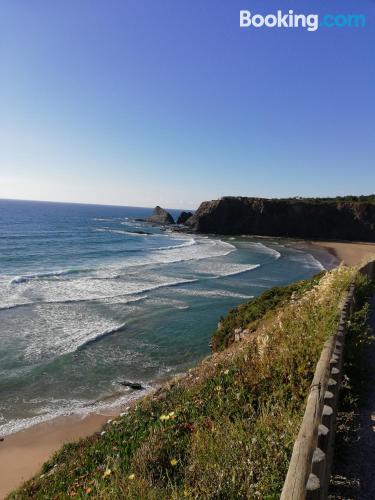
[0, 199, 336, 437]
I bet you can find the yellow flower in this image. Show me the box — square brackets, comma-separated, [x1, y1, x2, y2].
[168, 411, 175, 418]
[159, 414, 170, 421]
[215, 385, 222, 391]
[128, 473, 135, 480]
[170, 458, 178, 466]
[102, 468, 112, 478]
[223, 369, 229, 375]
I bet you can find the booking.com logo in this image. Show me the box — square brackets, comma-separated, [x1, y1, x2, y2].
[240, 10, 366, 32]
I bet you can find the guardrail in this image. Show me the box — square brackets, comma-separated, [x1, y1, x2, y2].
[281, 261, 375, 500]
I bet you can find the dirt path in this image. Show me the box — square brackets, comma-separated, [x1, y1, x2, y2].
[330, 295, 375, 499]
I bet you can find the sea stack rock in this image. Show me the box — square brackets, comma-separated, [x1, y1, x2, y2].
[177, 211, 193, 225]
[148, 206, 175, 225]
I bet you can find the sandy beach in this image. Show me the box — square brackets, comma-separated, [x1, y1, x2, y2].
[310, 241, 375, 267]
[0, 412, 117, 499]
[1, 240, 375, 499]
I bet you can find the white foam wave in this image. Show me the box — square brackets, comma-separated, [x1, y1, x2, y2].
[210, 264, 260, 278]
[80, 323, 126, 348]
[23, 314, 128, 361]
[0, 387, 152, 437]
[191, 261, 260, 280]
[176, 288, 253, 299]
[287, 250, 325, 271]
[252, 242, 281, 260]
[9, 268, 84, 285]
[152, 237, 196, 251]
[94, 228, 153, 237]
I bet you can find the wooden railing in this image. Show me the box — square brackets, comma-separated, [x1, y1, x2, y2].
[281, 261, 375, 500]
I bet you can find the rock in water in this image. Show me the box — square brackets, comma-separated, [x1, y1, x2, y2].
[120, 381, 144, 390]
[148, 206, 175, 225]
[177, 211, 193, 224]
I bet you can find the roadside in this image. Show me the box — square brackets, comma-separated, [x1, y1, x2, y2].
[329, 289, 375, 499]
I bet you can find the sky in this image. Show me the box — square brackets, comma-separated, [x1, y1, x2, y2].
[0, 0, 374, 209]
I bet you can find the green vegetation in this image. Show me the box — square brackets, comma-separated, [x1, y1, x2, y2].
[11, 266, 359, 499]
[212, 273, 325, 351]
[330, 273, 374, 496]
[280, 195, 375, 204]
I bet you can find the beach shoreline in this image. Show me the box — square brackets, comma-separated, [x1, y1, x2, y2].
[0, 393, 154, 499]
[2, 239, 375, 498]
[307, 240, 375, 267]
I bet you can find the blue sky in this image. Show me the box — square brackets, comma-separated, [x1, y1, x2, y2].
[0, 0, 374, 209]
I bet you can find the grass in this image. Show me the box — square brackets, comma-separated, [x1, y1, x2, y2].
[211, 273, 325, 351]
[329, 273, 375, 497]
[10, 265, 360, 499]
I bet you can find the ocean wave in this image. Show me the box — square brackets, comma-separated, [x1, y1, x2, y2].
[0, 387, 152, 437]
[9, 268, 87, 285]
[95, 229, 196, 250]
[252, 242, 281, 260]
[286, 250, 325, 271]
[176, 288, 253, 299]
[79, 323, 126, 349]
[210, 263, 261, 278]
[0, 294, 149, 313]
[151, 238, 196, 251]
[94, 228, 152, 237]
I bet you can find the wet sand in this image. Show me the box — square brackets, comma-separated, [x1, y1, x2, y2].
[0, 411, 116, 499]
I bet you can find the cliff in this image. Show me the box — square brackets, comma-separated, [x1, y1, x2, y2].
[177, 211, 193, 225]
[185, 197, 375, 241]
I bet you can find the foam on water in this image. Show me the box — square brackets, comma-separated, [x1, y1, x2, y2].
[0, 387, 153, 437]
[285, 249, 325, 271]
[176, 288, 253, 299]
[0, 200, 330, 439]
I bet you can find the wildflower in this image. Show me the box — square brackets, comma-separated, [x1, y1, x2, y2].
[100, 431, 106, 436]
[170, 458, 178, 466]
[223, 369, 229, 375]
[107, 419, 112, 424]
[215, 385, 222, 391]
[168, 411, 175, 418]
[128, 473, 135, 480]
[102, 468, 112, 478]
[159, 414, 170, 421]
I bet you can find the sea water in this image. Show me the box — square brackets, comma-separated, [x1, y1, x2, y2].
[0, 199, 335, 436]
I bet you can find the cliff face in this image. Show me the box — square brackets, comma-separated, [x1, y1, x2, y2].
[186, 197, 375, 241]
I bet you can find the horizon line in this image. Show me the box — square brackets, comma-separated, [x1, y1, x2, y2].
[0, 196, 196, 212]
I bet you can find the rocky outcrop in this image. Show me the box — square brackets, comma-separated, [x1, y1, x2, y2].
[120, 381, 144, 390]
[186, 197, 375, 241]
[148, 206, 175, 225]
[177, 211, 193, 225]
